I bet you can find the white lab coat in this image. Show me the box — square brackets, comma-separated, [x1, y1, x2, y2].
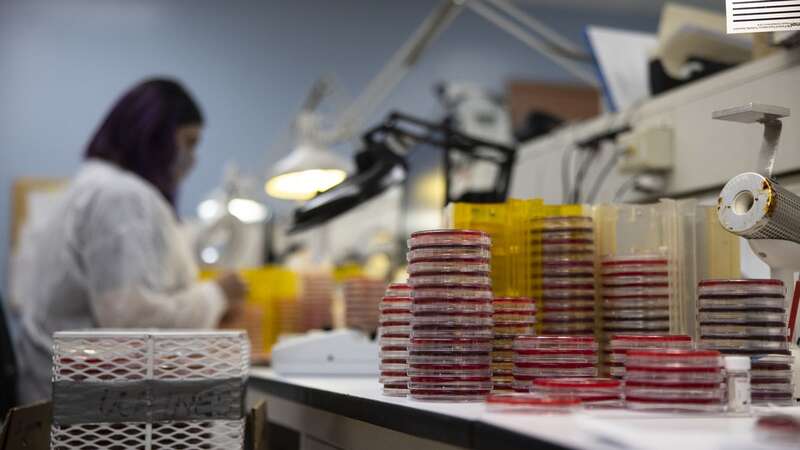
[13, 159, 227, 404]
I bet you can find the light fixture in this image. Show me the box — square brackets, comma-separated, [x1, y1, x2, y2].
[265, 141, 349, 201]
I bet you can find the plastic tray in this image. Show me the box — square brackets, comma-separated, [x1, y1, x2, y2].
[408, 229, 491, 249]
[407, 247, 491, 262]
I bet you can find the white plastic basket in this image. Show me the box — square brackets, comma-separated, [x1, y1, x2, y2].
[50, 330, 249, 450]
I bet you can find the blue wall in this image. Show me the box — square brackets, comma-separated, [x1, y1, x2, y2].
[0, 0, 660, 285]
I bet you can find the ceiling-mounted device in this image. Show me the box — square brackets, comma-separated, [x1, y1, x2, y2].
[715, 103, 800, 346]
[266, 79, 351, 201]
[289, 112, 515, 233]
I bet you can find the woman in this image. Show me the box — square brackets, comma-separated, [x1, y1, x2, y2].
[13, 78, 246, 403]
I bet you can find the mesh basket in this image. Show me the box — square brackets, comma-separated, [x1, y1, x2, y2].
[50, 330, 249, 450]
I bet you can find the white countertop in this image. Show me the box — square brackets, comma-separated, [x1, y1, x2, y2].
[251, 368, 800, 450]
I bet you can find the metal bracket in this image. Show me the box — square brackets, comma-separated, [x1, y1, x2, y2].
[712, 103, 790, 178]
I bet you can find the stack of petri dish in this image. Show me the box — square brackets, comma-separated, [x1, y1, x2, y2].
[379, 283, 413, 396]
[407, 229, 494, 401]
[601, 255, 671, 336]
[342, 277, 387, 333]
[298, 273, 335, 331]
[606, 334, 693, 379]
[512, 336, 599, 393]
[532, 377, 623, 408]
[533, 216, 597, 336]
[492, 297, 537, 392]
[696, 279, 794, 405]
[624, 349, 726, 412]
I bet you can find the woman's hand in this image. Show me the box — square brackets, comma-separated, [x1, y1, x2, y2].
[216, 271, 248, 305]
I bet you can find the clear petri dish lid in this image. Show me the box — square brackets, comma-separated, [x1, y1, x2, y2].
[601, 286, 670, 296]
[697, 311, 787, 325]
[385, 283, 411, 295]
[413, 287, 493, 300]
[697, 297, 785, 310]
[532, 215, 593, 228]
[698, 279, 785, 296]
[698, 325, 788, 337]
[601, 254, 669, 266]
[601, 276, 670, 287]
[407, 247, 491, 262]
[532, 377, 620, 389]
[493, 296, 536, 304]
[408, 272, 491, 283]
[514, 335, 597, 348]
[625, 349, 722, 366]
[409, 354, 491, 363]
[408, 261, 491, 275]
[541, 327, 596, 336]
[698, 338, 789, 350]
[603, 309, 670, 320]
[624, 387, 726, 400]
[408, 229, 491, 249]
[604, 320, 670, 330]
[413, 317, 494, 327]
[493, 310, 538, 319]
[413, 302, 494, 314]
[609, 334, 692, 346]
[514, 367, 600, 378]
[485, 393, 582, 412]
[410, 337, 493, 349]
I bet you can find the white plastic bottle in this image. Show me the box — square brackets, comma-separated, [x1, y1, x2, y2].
[724, 356, 751, 414]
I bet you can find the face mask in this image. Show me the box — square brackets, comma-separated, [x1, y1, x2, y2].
[173, 146, 196, 181]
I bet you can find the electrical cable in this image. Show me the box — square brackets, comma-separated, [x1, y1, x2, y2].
[613, 176, 637, 203]
[586, 147, 622, 204]
[572, 148, 599, 203]
[561, 145, 576, 203]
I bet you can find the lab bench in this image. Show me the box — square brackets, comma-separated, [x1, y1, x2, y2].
[248, 368, 800, 450]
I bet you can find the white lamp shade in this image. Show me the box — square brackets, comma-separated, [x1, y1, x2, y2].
[266, 142, 350, 200]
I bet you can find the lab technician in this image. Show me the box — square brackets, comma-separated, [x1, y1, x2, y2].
[13, 78, 246, 403]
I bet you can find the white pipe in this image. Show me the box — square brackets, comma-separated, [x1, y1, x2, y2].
[466, 0, 599, 87]
[329, 1, 464, 142]
[486, 0, 588, 59]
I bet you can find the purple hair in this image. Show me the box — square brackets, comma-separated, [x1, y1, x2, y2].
[85, 78, 203, 207]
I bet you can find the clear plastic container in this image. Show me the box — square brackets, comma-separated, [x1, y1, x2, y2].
[407, 247, 491, 262]
[408, 229, 491, 249]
